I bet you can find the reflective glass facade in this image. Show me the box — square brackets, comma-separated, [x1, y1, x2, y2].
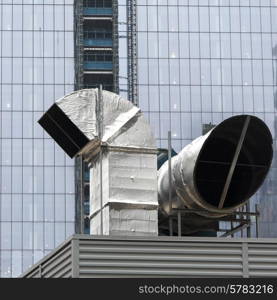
[0, 1, 75, 277]
[132, 0, 277, 237]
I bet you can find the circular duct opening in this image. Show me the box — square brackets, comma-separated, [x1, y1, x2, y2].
[194, 115, 273, 209]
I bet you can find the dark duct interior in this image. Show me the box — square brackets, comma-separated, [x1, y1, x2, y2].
[194, 115, 273, 208]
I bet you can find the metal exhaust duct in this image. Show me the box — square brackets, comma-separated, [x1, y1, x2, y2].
[158, 115, 273, 217]
[38, 88, 158, 236]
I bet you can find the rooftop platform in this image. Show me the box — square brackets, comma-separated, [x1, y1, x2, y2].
[21, 235, 277, 278]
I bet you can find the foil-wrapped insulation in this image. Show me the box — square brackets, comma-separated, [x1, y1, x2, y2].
[158, 115, 273, 218]
[54, 89, 156, 158]
[90, 149, 158, 235]
[39, 88, 158, 236]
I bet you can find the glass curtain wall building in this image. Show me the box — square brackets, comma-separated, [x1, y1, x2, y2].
[132, 0, 277, 237]
[0, 1, 75, 277]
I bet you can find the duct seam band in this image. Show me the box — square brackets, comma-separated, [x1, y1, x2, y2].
[89, 201, 158, 220]
[103, 145, 158, 154]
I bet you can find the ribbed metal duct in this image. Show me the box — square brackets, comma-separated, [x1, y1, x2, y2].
[158, 115, 273, 217]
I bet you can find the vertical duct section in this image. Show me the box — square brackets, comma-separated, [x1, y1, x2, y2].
[90, 149, 158, 236]
[89, 88, 158, 236]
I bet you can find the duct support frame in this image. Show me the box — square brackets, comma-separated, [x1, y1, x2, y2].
[161, 202, 260, 238]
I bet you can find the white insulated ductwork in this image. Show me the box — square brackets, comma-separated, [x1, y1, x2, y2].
[55, 89, 158, 236]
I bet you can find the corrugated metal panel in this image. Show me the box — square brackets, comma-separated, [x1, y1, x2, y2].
[26, 269, 41, 278]
[78, 239, 243, 277]
[248, 243, 277, 277]
[21, 239, 73, 278]
[42, 244, 72, 278]
[21, 235, 277, 278]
